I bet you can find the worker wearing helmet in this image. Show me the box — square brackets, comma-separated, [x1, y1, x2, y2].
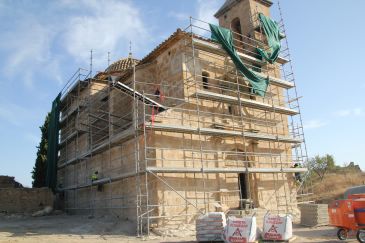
[91, 171, 103, 191]
[91, 171, 98, 181]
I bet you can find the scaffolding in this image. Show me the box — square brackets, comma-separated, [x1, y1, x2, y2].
[56, 2, 312, 237]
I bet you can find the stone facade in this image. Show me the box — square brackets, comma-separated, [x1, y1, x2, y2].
[57, 0, 304, 232]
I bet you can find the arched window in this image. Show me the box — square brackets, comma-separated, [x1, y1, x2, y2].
[228, 105, 233, 115]
[231, 17, 243, 41]
[202, 71, 209, 89]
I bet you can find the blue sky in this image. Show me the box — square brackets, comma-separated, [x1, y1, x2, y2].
[0, 0, 364, 187]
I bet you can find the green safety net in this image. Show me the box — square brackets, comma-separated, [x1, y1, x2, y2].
[209, 24, 269, 97]
[256, 13, 281, 64]
[46, 93, 61, 191]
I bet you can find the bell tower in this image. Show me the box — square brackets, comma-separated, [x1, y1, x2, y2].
[214, 0, 273, 37]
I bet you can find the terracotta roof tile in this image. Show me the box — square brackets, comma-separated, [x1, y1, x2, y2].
[105, 57, 140, 73]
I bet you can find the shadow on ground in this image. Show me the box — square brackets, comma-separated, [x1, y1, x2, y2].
[0, 214, 360, 243]
[0, 213, 136, 238]
[293, 224, 359, 243]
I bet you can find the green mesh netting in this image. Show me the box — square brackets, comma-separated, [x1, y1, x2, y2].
[256, 13, 281, 64]
[209, 24, 269, 96]
[46, 93, 61, 191]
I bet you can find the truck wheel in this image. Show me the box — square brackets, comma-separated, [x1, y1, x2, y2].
[357, 230, 365, 243]
[337, 228, 348, 240]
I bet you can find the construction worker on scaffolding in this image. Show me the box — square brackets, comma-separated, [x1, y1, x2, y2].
[91, 171, 103, 191]
[91, 171, 98, 182]
[293, 163, 303, 183]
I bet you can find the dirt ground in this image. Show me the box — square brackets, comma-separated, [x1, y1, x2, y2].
[0, 213, 359, 243]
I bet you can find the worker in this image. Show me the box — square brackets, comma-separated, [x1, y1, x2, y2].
[293, 163, 302, 183]
[91, 171, 103, 191]
[91, 171, 98, 181]
[153, 88, 165, 112]
[154, 88, 160, 100]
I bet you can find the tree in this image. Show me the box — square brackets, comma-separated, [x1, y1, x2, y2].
[305, 154, 335, 181]
[31, 113, 50, 188]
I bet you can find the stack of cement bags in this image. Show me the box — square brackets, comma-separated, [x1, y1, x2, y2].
[196, 212, 226, 242]
[300, 204, 329, 226]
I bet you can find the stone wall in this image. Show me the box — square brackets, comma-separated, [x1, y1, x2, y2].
[0, 187, 53, 213]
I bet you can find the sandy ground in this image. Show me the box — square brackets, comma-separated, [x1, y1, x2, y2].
[0, 213, 360, 243]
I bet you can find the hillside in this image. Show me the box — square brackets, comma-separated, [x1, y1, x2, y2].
[309, 170, 365, 203]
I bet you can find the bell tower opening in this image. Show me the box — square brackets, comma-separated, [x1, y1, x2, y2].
[231, 17, 243, 48]
[214, 0, 273, 37]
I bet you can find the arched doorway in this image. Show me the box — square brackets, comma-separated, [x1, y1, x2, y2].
[225, 149, 251, 202]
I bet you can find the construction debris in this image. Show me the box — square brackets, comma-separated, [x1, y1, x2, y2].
[32, 206, 53, 217]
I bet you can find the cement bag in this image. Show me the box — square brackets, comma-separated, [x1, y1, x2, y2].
[196, 212, 226, 242]
[262, 214, 292, 241]
[223, 216, 257, 243]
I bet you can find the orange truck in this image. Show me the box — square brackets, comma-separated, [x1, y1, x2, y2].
[328, 194, 365, 242]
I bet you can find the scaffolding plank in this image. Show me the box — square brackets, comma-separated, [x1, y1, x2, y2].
[276, 56, 289, 64]
[57, 127, 135, 169]
[94, 171, 137, 184]
[113, 82, 167, 111]
[297, 201, 316, 204]
[146, 166, 307, 173]
[59, 105, 79, 124]
[254, 71, 294, 88]
[194, 90, 299, 115]
[192, 38, 292, 87]
[193, 38, 262, 64]
[92, 127, 134, 154]
[60, 162, 301, 191]
[145, 123, 302, 143]
[59, 129, 87, 147]
[59, 130, 77, 146]
[60, 171, 138, 191]
[57, 150, 90, 169]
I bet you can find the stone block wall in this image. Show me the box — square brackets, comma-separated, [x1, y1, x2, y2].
[0, 187, 53, 213]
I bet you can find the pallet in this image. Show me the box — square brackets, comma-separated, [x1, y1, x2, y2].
[259, 236, 297, 242]
[198, 241, 258, 243]
[197, 237, 296, 243]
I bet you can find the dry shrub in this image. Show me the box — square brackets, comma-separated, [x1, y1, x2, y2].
[310, 172, 365, 203]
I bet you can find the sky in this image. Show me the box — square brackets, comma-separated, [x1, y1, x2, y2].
[0, 0, 364, 187]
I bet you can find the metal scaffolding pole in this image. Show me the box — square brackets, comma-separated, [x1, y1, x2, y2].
[56, 5, 311, 236]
